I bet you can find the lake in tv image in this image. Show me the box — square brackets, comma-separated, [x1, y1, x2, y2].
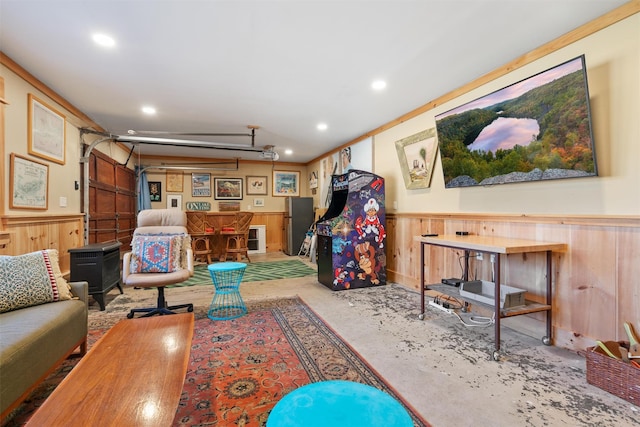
[435, 55, 598, 188]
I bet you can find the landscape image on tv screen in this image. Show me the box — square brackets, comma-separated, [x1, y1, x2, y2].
[435, 55, 597, 188]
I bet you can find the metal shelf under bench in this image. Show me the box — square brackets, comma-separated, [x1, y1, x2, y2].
[416, 234, 566, 360]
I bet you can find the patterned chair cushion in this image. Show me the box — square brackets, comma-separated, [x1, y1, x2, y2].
[130, 234, 189, 273]
[0, 249, 73, 313]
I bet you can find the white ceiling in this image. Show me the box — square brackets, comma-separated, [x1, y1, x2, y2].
[0, 0, 628, 164]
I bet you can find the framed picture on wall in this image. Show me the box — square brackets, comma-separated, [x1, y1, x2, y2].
[148, 181, 162, 202]
[167, 194, 182, 209]
[192, 173, 211, 197]
[273, 170, 300, 197]
[246, 175, 268, 195]
[10, 153, 49, 210]
[28, 94, 66, 165]
[166, 171, 184, 192]
[395, 128, 438, 190]
[214, 177, 243, 200]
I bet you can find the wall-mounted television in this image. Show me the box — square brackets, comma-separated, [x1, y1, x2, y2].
[435, 55, 597, 188]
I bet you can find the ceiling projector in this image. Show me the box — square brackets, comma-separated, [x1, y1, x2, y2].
[259, 149, 279, 161]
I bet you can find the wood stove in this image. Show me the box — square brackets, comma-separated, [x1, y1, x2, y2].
[69, 241, 123, 310]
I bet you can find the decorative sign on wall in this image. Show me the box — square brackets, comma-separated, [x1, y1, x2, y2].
[219, 201, 241, 211]
[185, 201, 211, 211]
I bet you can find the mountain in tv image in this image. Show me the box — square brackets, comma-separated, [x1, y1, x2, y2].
[435, 56, 597, 188]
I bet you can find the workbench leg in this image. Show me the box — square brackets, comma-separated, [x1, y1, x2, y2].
[419, 242, 426, 320]
[543, 250, 553, 345]
[493, 253, 501, 360]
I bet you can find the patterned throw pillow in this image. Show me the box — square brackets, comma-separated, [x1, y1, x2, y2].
[0, 250, 71, 313]
[46, 249, 73, 301]
[130, 234, 185, 273]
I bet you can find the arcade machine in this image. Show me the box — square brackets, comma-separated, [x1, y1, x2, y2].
[316, 170, 386, 290]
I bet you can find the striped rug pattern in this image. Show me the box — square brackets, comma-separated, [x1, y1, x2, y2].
[168, 259, 317, 287]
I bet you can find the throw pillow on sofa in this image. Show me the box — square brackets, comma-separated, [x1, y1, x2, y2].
[0, 249, 73, 313]
[130, 234, 187, 273]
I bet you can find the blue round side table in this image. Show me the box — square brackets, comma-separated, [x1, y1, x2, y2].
[266, 380, 413, 427]
[207, 262, 247, 320]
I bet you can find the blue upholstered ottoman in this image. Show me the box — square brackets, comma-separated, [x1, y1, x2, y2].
[267, 380, 413, 427]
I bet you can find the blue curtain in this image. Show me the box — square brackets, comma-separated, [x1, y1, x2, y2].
[136, 166, 151, 213]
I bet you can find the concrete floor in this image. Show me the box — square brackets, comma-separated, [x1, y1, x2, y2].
[91, 252, 639, 426]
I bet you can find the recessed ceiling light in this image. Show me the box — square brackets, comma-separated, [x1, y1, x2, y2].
[141, 106, 156, 115]
[371, 80, 387, 91]
[317, 123, 328, 131]
[284, 149, 293, 155]
[92, 33, 115, 48]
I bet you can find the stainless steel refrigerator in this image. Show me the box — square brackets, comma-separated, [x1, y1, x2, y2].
[283, 197, 314, 255]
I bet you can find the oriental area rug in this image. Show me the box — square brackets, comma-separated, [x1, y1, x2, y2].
[167, 259, 317, 288]
[4, 297, 429, 427]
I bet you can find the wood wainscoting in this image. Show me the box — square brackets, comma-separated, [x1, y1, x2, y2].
[0, 214, 84, 275]
[386, 213, 640, 352]
[243, 212, 284, 253]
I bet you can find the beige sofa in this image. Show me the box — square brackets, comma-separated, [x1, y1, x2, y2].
[0, 250, 89, 420]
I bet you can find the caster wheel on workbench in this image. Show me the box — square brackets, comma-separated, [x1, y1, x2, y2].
[542, 336, 551, 346]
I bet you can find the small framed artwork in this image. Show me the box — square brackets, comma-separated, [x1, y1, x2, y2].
[166, 171, 184, 192]
[167, 194, 182, 209]
[214, 177, 243, 200]
[28, 94, 66, 165]
[395, 128, 439, 190]
[192, 173, 211, 197]
[273, 170, 300, 197]
[10, 153, 49, 210]
[246, 175, 268, 195]
[254, 198, 265, 207]
[149, 181, 162, 202]
[309, 171, 318, 189]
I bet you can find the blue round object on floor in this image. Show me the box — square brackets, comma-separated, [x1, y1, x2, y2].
[208, 261, 247, 272]
[267, 380, 413, 427]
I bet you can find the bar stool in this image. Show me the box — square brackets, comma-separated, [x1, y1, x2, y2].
[187, 211, 215, 264]
[219, 211, 254, 262]
[207, 262, 247, 320]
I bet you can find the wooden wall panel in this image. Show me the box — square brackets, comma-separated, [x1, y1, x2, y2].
[567, 226, 618, 341]
[250, 212, 284, 252]
[116, 166, 134, 191]
[617, 228, 640, 340]
[0, 215, 84, 276]
[95, 157, 115, 187]
[115, 192, 131, 213]
[386, 213, 639, 352]
[84, 150, 135, 250]
[94, 189, 116, 216]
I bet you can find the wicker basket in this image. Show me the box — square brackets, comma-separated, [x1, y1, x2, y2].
[585, 343, 640, 406]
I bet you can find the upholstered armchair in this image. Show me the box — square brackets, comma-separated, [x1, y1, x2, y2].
[122, 209, 194, 318]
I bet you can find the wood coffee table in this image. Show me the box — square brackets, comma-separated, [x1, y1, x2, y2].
[26, 313, 194, 426]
